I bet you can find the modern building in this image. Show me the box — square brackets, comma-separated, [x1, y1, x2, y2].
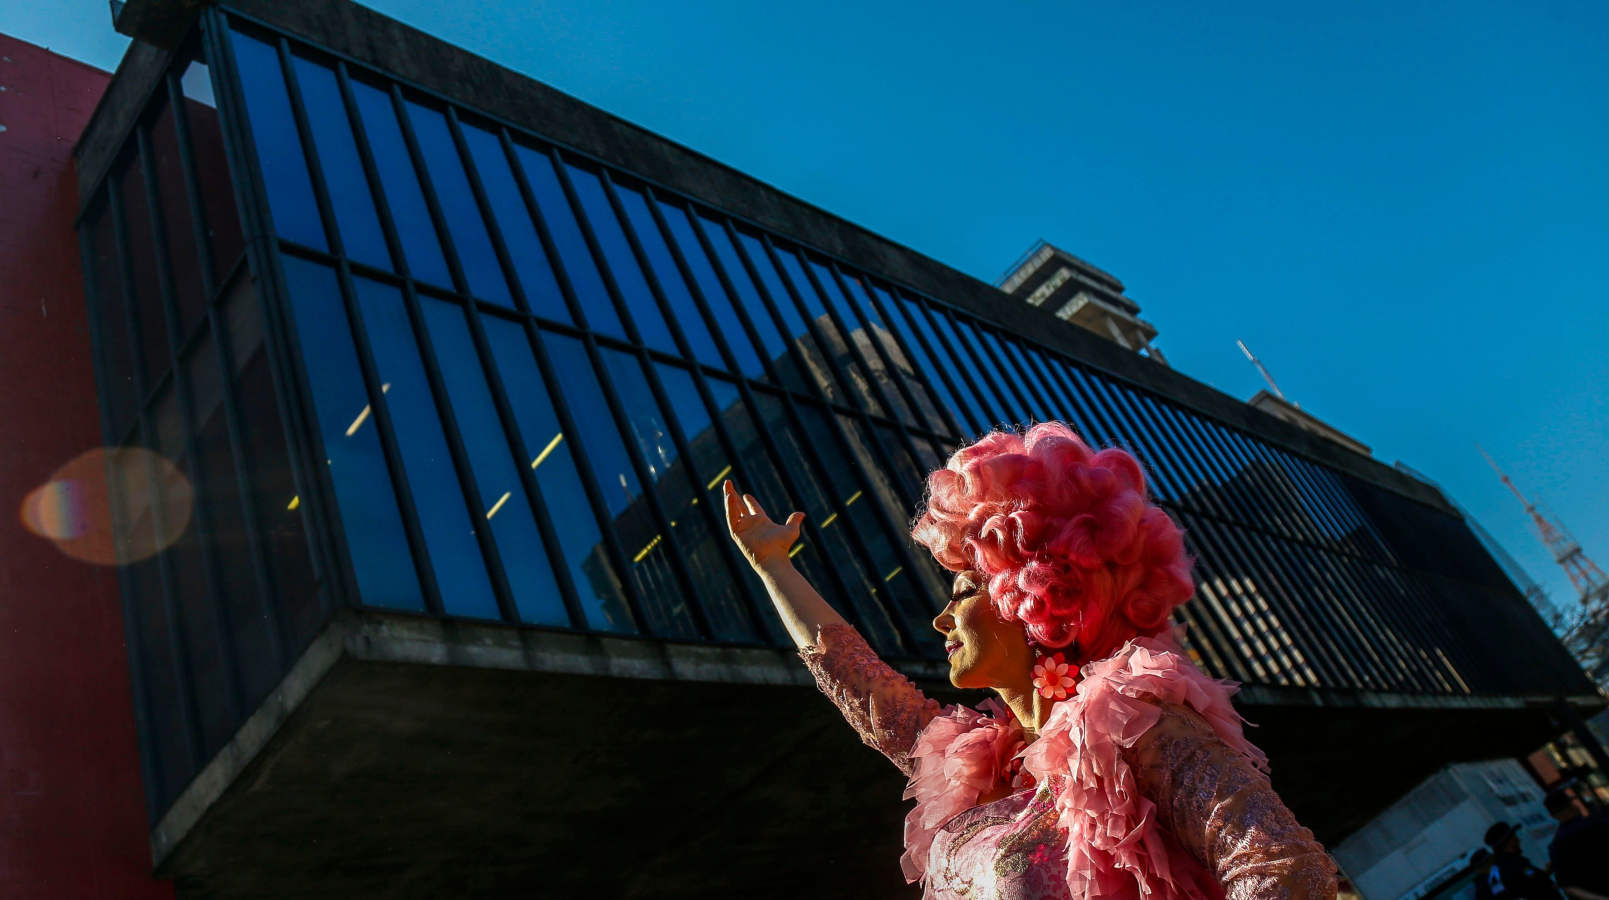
[4, 0, 1600, 895]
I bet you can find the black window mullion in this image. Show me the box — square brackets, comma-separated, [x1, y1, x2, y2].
[943, 313, 1030, 424]
[496, 129, 674, 636]
[834, 269, 956, 437]
[106, 167, 207, 779]
[1176, 524, 1264, 683]
[992, 333, 1068, 424]
[1181, 519, 1284, 684]
[137, 121, 250, 730]
[1225, 429, 1328, 546]
[976, 327, 1052, 424]
[1086, 377, 1187, 503]
[1016, 349, 1108, 448]
[165, 68, 291, 673]
[206, 9, 354, 623]
[1335, 553, 1441, 692]
[439, 109, 589, 629]
[1137, 395, 1245, 528]
[889, 289, 989, 436]
[597, 171, 777, 640]
[281, 51, 447, 614]
[699, 220, 923, 651]
[378, 79, 527, 623]
[1161, 403, 1266, 530]
[544, 153, 716, 639]
[78, 213, 166, 820]
[915, 301, 1009, 428]
[858, 280, 968, 438]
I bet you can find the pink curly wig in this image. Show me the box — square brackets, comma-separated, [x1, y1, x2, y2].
[911, 422, 1194, 662]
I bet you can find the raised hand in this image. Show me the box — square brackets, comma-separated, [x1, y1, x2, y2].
[723, 479, 805, 571]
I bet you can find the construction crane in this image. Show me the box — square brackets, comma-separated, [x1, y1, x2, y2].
[1481, 447, 1609, 687]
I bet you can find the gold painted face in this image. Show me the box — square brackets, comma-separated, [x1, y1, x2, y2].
[932, 570, 1034, 691]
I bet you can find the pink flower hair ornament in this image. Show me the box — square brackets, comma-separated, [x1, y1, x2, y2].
[1031, 652, 1079, 700]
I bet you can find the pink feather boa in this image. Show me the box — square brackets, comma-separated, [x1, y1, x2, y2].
[901, 636, 1266, 897]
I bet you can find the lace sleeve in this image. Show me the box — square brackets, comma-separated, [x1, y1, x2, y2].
[1126, 704, 1338, 899]
[798, 623, 943, 776]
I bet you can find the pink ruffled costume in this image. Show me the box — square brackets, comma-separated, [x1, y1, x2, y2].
[800, 623, 1338, 899]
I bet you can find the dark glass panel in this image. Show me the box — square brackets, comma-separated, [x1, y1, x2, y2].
[981, 330, 1051, 422]
[226, 29, 326, 251]
[288, 55, 391, 270]
[348, 79, 452, 287]
[150, 385, 238, 755]
[660, 205, 767, 380]
[177, 53, 244, 279]
[279, 256, 423, 610]
[842, 276, 941, 430]
[481, 318, 633, 631]
[749, 392, 901, 652]
[734, 231, 844, 401]
[184, 327, 278, 708]
[891, 292, 986, 435]
[458, 123, 571, 323]
[510, 144, 626, 338]
[351, 277, 498, 619]
[564, 165, 677, 353]
[615, 186, 723, 367]
[924, 305, 1008, 428]
[218, 278, 323, 654]
[790, 253, 890, 417]
[654, 364, 781, 642]
[118, 159, 173, 394]
[127, 552, 191, 816]
[948, 318, 1029, 424]
[403, 102, 512, 306]
[418, 298, 566, 625]
[542, 334, 693, 637]
[600, 351, 750, 640]
[146, 98, 207, 337]
[87, 205, 139, 438]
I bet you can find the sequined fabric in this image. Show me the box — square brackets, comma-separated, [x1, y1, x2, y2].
[799, 624, 1338, 899]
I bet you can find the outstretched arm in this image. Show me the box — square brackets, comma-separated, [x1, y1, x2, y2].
[726, 480, 940, 773]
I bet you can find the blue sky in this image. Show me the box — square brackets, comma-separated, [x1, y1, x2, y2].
[6, 1, 1606, 620]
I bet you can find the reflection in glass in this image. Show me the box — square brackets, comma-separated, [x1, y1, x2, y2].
[227, 29, 326, 251]
[458, 123, 571, 323]
[543, 334, 695, 637]
[615, 186, 723, 368]
[352, 277, 499, 620]
[404, 102, 512, 306]
[661, 207, 767, 381]
[511, 145, 626, 338]
[601, 351, 752, 640]
[176, 53, 244, 281]
[480, 317, 634, 632]
[419, 297, 566, 625]
[348, 79, 452, 287]
[288, 55, 391, 270]
[735, 231, 845, 402]
[564, 166, 678, 353]
[279, 257, 422, 610]
[118, 161, 173, 395]
[146, 98, 207, 337]
[86, 204, 139, 436]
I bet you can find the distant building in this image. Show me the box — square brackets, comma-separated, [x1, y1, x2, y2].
[3, 0, 1600, 895]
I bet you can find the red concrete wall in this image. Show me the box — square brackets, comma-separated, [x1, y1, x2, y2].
[0, 34, 174, 899]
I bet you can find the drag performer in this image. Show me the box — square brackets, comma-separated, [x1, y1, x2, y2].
[725, 422, 1336, 898]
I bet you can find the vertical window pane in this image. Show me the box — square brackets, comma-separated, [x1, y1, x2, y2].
[288, 55, 391, 270]
[564, 166, 678, 353]
[734, 231, 842, 401]
[185, 328, 278, 709]
[147, 98, 207, 337]
[543, 334, 693, 636]
[952, 319, 1030, 424]
[219, 278, 323, 654]
[481, 318, 634, 632]
[458, 123, 571, 323]
[788, 253, 888, 417]
[894, 292, 987, 435]
[615, 186, 722, 368]
[348, 79, 452, 287]
[419, 298, 566, 625]
[511, 144, 626, 338]
[600, 352, 752, 640]
[404, 102, 512, 306]
[227, 30, 326, 251]
[126, 552, 190, 816]
[659, 204, 767, 380]
[279, 257, 423, 610]
[87, 205, 138, 438]
[118, 160, 172, 392]
[177, 53, 244, 280]
[352, 277, 498, 620]
[844, 276, 945, 431]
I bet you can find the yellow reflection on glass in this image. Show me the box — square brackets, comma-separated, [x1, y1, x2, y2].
[530, 432, 563, 469]
[704, 464, 732, 491]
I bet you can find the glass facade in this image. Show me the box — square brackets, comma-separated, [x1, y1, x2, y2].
[78, 8, 1587, 825]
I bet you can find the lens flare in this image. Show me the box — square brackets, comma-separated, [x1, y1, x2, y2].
[19, 447, 193, 566]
